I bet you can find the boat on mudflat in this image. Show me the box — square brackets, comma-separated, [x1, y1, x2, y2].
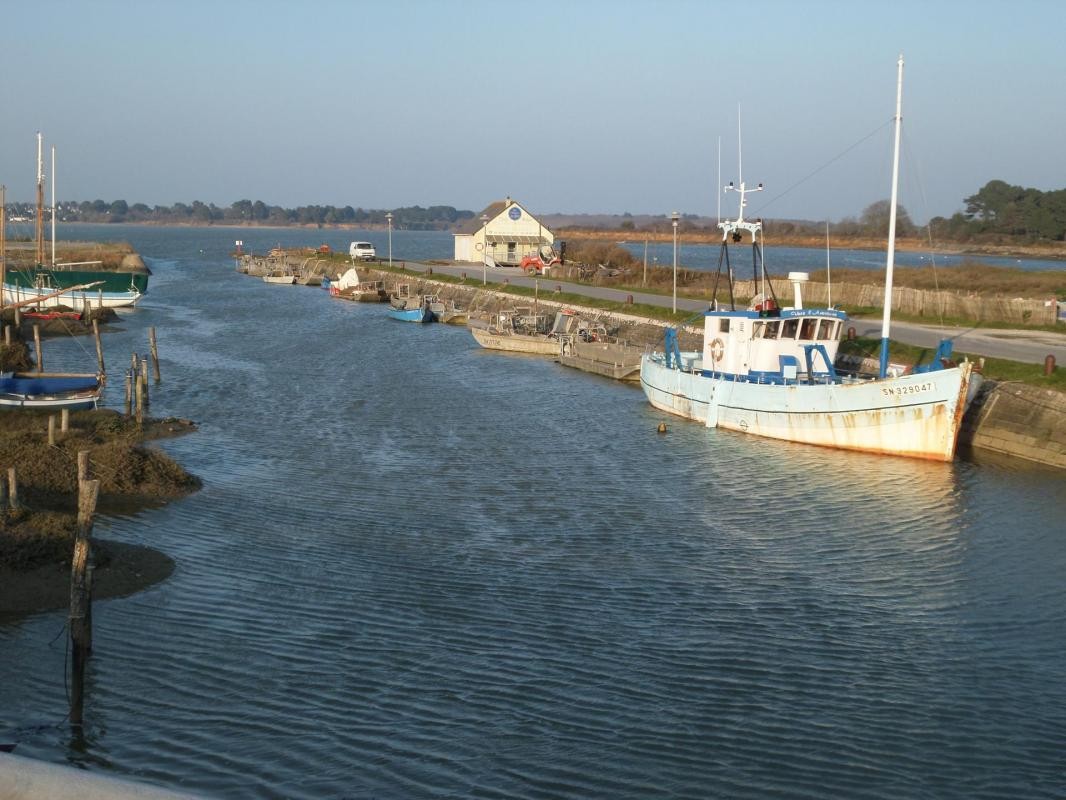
[0, 373, 102, 411]
[640, 55, 980, 462]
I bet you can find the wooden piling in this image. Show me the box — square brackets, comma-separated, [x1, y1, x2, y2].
[61, 407, 70, 433]
[3, 324, 9, 346]
[135, 373, 144, 425]
[78, 450, 90, 483]
[0, 470, 7, 508]
[149, 327, 160, 384]
[69, 473, 99, 726]
[141, 356, 150, 407]
[124, 369, 133, 416]
[7, 467, 17, 510]
[33, 324, 43, 372]
[48, 415, 56, 446]
[13, 306, 20, 326]
[92, 319, 105, 374]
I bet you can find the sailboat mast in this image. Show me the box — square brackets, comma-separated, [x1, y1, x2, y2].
[35, 132, 45, 267]
[51, 146, 56, 266]
[879, 54, 904, 379]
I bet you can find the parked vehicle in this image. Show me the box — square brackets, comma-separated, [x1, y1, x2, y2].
[349, 242, 376, 260]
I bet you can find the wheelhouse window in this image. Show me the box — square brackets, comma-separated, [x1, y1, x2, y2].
[817, 320, 839, 340]
[799, 319, 818, 340]
[754, 320, 779, 339]
[720, 318, 731, 333]
[781, 319, 799, 339]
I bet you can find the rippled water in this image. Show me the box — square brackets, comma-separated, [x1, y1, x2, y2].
[2, 227, 1065, 799]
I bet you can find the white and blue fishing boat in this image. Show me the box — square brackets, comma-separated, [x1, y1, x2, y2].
[640, 55, 979, 461]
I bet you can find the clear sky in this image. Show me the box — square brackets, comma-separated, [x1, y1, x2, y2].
[2, 0, 1063, 223]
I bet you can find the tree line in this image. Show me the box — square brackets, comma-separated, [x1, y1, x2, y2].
[5, 199, 475, 230]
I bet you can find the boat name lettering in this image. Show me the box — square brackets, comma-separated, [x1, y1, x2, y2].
[881, 382, 934, 397]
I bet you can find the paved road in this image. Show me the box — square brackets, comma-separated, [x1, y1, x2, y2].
[392, 259, 1066, 366]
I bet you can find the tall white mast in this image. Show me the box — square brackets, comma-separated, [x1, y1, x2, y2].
[879, 54, 904, 378]
[51, 145, 56, 266]
[35, 132, 45, 266]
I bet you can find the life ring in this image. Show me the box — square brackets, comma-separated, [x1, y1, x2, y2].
[710, 337, 725, 361]
[475, 242, 484, 251]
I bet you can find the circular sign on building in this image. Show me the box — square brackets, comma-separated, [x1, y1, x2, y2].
[508, 206, 522, 221]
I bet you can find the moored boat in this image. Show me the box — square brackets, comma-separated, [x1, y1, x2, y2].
[263, 274, 296, 284]
[640, 55, 980, 461]
[0, 373, 101, 411]
[386, 288, 442, 323]
[470, 307, 582, 355]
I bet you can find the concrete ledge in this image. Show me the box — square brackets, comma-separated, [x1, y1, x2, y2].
[0, 753, 205, 800]
[960, 381, 1066, 469]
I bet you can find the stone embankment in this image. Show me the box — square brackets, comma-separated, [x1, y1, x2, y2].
[959, 382, 1066, 469]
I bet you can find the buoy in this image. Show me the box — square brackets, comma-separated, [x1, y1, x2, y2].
[657, 422, 668, 434]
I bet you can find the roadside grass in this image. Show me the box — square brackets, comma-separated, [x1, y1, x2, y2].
[839, 336, 1066, 389]
[843, 305, 1066, 334]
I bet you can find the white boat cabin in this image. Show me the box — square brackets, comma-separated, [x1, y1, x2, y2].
[699, 304, 847, 384]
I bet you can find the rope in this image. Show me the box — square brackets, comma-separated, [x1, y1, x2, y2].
[901, 130, 947, 327]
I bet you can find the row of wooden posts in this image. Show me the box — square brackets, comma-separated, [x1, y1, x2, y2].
[2, 321, 162, 725]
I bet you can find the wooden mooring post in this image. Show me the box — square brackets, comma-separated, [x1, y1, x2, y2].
[69, 453, 100, 726]
[135, 371, 144, 425]
[149, 327, 161, 383]
[3, 324, 10, 346]
[92, 319, 105, 374]
[6, 467, 17, 510]
[48, 415, 56, 446]
[33, 324, 43, 372]
[124, 368, 133, 416]
[141, 355, 150, 408]
[61, 407, 70, 433]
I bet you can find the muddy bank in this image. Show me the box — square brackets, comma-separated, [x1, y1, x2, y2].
[0, 540, 174, 623]
[0, 409, 200, 621]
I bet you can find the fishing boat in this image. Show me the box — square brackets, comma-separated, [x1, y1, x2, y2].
[0, 373, 101, 411]
[439, 301, 469, 325]
[470, 307, 582, 354]
[263, 274, 296, 285]
[386, 288, 442, 323]
[329, 268, 387, 302]
[640, 56, 979, 462]
[1, 133, 149, 309]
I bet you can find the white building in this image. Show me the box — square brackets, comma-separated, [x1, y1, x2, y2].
[453, 197, 554, 265]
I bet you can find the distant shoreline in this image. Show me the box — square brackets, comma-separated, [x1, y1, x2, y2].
[48, 221, 1066, 262]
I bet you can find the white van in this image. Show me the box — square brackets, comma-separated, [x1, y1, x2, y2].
[349, 241, 376, 261]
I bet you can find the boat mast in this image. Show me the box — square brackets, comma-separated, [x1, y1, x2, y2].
[51, 145, 56, 266]
[879, 54, 904, 379]
[35, 132, 45, 267]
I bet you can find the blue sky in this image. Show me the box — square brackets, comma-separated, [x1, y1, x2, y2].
[2, 0, 1063, 223]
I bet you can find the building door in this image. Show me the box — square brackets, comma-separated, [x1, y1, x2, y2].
[507, 242, 516, 263]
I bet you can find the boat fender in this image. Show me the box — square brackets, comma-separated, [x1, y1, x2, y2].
[710, 338, 725, 361]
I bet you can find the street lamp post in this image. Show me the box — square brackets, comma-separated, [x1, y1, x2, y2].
[671, 211, 680, 313]
[480, 213, 489, 285]
[385, 211, 393, 267]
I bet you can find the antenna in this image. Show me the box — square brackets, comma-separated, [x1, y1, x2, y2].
[737, 104, 742, 191]
[716, 136, 721, 224]
[826, 219, 833, 308]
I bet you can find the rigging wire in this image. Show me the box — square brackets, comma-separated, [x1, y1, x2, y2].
[749, 119, 894, 219]
[901, 128, 946, 327]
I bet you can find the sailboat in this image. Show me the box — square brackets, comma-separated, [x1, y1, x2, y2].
[639, 55, 979, 461]
[1, 156, 103, 412]
[1, 133, 149, 310]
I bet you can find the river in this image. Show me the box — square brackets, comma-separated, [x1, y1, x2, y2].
[2, 225, 1064, 799]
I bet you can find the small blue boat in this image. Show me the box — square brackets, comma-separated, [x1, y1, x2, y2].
[386, 286, 444, 323]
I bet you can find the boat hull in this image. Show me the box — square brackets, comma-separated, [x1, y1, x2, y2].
[0, 376, 101, 411]
[640, 352, 976, 461]
[470, 326, 558, 354]
[3, 284, 142, 309]
[387, 306, 434, 323]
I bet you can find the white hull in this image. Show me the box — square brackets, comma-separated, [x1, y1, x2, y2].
[3, 284, 141, 309]
[640, 352, 976, 461]
[263, 275, 296, 284]
[470, 326, 558, 355]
